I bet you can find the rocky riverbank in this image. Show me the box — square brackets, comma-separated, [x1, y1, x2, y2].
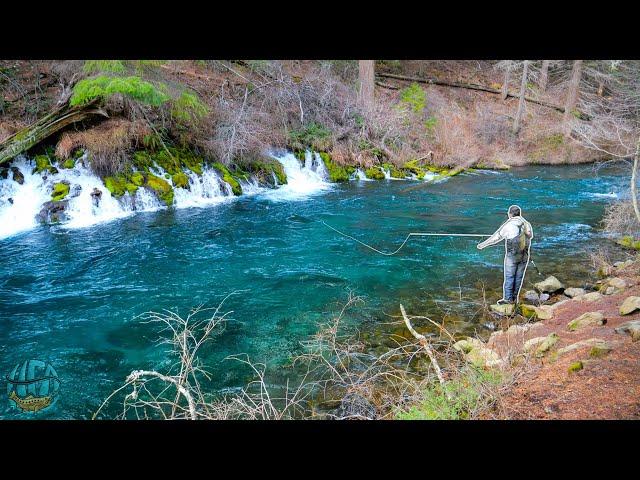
[450, 261, 640, 419]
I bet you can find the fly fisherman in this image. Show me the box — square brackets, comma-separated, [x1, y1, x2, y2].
[477, 205, 533, 305]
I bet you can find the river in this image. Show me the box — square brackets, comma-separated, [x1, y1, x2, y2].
[0, 153, 629, 418]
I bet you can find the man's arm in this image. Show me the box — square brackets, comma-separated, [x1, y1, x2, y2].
[477, 219, 518, 250]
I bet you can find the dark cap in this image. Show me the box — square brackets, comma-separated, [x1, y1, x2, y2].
[508, 205, 522, 217]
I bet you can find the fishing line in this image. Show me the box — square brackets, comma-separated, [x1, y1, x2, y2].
[321, 221, 491, 256]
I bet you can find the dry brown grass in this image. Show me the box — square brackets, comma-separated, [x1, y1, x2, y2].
[56, 118, 151, 176]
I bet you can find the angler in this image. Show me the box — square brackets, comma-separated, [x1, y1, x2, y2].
[477, 205, 533, 305]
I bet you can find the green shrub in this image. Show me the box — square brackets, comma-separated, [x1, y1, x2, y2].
[83, 60, 127, 74]
[399, 83, 426, 114]
[70, 75, 170, 107]
[396, 367, 504, 420]
[289, 122, 332, 151]
[171, 91, 209, 124]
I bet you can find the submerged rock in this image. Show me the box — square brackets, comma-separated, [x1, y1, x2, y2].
[615, 320, 640, 342]
[36, 200, 69, 224]
[567, 311, 606, 331]
[564, 287, 586, 298]
[619, 296, 640, 316]
[534, 275, 564, 294]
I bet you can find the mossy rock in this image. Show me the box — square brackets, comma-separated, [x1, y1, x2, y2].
[172, 172, 190, 189]
[365, 166, 386, 180]
[213, 162, 242, 196]
[51, 182, 70, 202]
[62, 158, 75, 169]
[241, 157, 288, 186]
[389, 166, 406, 179]
[33, 154, 58, 175]
[319, 152, 350, 182]
[130, 172, 145, 186]
[145, 173, 174, 206]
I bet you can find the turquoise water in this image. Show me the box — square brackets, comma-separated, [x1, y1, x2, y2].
[0, 163, 629, 418]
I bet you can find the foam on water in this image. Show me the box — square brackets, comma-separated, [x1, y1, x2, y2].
[264, 151, 332, 201]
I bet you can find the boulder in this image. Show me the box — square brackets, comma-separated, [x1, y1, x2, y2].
[533, 333, 559, 357]
[453, 337, 485, 354]
[558, 338, 610, 356]
[601, 277, 627, 295]
[539, 293, 550, 303]
[534, 275, 564, 294]
[577, 291, 603, 303]
[524, 290, 539, 304]
[564, 287, 586, 298]
[465, 347, 503, 369]
[620, 296, 640, 316]
[523, 336, 547, 352]
[520, 304, 553, 320]
[614, 320, 640, 342]
[567, 311, 606, 331]
[36, 200, 69, 224]
[10, 167, 24, 185]
[490, 303, 514, 316]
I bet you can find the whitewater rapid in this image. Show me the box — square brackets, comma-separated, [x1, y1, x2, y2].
[0, 150, 335, 240]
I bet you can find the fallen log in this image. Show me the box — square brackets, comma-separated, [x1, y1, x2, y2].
[0, 100, 108, 166]
[376, 72, 590, 120]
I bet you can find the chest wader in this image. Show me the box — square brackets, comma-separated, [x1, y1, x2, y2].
[503, 221, 531, 303]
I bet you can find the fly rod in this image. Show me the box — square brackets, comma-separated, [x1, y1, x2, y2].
[321, 221, 491, 256]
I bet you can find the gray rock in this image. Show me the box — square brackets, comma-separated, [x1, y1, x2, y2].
[534, 275, 564, 294]
[10, 167, 24, 185]
[558, 338, 611, 356]
[36, 200, 69, 224]
[524, 290, 539, 304]
[620, 296, 640, 316]
[578, 291, 603, 302]
[567, 311, 606, 331]
[615, 320, 640, 342]
[91, 188, 103, 207]
[490, 303, 515, 316]
[564, 287, 586, 298]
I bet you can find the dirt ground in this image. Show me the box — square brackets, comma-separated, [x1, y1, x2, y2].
[487, 275, 640, 419]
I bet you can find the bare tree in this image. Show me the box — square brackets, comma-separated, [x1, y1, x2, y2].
[513, 61, 529, 135]
[358, 60, 375, 109]
[539, 60, 550, 92]
[563, 60, 583, 137]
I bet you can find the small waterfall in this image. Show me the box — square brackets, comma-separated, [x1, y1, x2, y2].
[266, 150, 331, 201]
[172, 166, 233, 208]
[353, 168, 372, 181]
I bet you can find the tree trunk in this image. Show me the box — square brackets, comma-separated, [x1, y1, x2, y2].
[539, 60, 550, 92]
[358, 60, 375, 109]
[513, 61, 529, 135]
[0, 100, 108, 166]
[501, 66, 511, 100]
[632, 136, 640, 226]
[563, 60, 583, 137]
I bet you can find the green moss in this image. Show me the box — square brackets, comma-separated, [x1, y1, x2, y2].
[213, 162, 242, 196]
[589, 345, 611, 358]
[33, 154, 58, 174]
[389, 166, 406, 179]
[62, 159, 75, 169]
[104, 176, 127, 197]
[146, 173, 174, 206]
[130, 172, 145, 186]
[319, 152, 350, 182]
[172, 172, 189, 189]
[568, 361, 583, 373]
[240, 158, 288, 186]
[617, 236, 640, 250]
[399, 83, 427, 114]
[73, 148, 85, 160]
[293, 150, 306, 163]
[51, 182, 70, 202]
[365, 166, 386, 180]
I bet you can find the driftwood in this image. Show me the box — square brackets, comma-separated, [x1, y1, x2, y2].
[0, 100, 108, 165]
[376, 72, 590, 120]
[400, 304, 452, 401]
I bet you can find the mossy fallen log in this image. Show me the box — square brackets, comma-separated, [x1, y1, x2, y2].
[0, 100, 109, 166]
